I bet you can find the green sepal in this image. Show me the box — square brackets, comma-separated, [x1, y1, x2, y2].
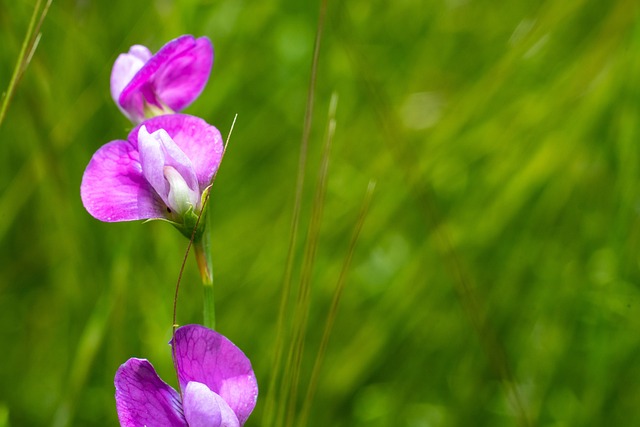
[142, 217, 182, 227]
[142, 186, 212, 241]
[172, 185, 212, 241]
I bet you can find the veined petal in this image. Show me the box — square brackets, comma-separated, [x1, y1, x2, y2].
[182, 382, 240, 427]
[81, 139, 165, 222]
[115, 358, 187, 427]
[172, 325, 258, 426]
[131, 115, 224, 192]
[118, 35, 213, 122]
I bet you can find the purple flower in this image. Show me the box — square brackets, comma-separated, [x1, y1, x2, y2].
[115, 324, 258, 427]
[111, 35, 214, 123]
[80, 114, 223, 233]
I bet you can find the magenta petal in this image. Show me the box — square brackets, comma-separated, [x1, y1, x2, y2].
[111, 45, 153, 119]
[81, 139, 165, 221]
[115, 358, 187, 427]
[172, 325, 258, 425]
[153, 36, 213, 112]
[182, 382, 240, 427]
[130, 114, 224, 191]
[119, 35, 213, 121]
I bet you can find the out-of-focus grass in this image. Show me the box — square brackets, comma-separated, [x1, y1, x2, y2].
[1, 0, 640, 426]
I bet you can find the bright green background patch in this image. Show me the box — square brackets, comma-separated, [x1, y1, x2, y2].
[1, 0, 639, 426]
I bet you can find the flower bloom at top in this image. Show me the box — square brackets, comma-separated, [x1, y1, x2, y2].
[80, 114, 223, 235]
[115, 324, 258, 427]
[111, 35, 213, 123]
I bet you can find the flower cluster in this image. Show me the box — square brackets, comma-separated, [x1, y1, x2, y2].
[82, 35, 221, 237]
[81, 35, 257, 426]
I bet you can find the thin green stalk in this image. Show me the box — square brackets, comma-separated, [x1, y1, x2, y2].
[194, 231, 216, 330]
[262, 0, 330, 425]
[170, 195, 216, 331]
[280, 92, 337, 427]
[297, 180, 375, 427]
[171, 115, 236, 334]
[0, 0, 53, 128]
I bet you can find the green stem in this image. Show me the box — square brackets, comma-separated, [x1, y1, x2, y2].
[194, 231, 215, 330]
[202, 281, 215, 330]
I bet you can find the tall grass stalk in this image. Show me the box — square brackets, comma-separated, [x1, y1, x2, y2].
[262, 0, 330, 425]
[0, 0, 52, 128]
[280, 92, 337, 427]
[297, 179, 376, 427]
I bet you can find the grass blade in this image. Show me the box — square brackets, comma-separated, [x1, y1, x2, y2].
[262, 0, 330, 425]
[297, 179, 376, 427]
[0, 0, 53, 128]
[280, 91, 337, 427]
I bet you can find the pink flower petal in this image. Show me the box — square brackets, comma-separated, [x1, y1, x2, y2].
[115, 358, 187, 427]
[153, 36, 214, 112]
[130, 114, 224, 192]
[172, 325, 258, 425]
[182, 381, 240, 427]
[80, 139, 166, 222]
[118, 35, 213, 123]
[111, 45, 153, 122]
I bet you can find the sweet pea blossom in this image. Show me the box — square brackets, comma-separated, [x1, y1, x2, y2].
[111, 35, 213, 123]
[115, 324, 258, 427]
[80, 114, 223, 235]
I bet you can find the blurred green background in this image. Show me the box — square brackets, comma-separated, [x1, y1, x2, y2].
[2, 0, 640, 425]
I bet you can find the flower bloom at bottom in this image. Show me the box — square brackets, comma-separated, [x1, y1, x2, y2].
[114, 324, 258, 427]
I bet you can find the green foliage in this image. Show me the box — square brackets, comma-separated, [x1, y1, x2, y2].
[1, 0, 639, 425]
